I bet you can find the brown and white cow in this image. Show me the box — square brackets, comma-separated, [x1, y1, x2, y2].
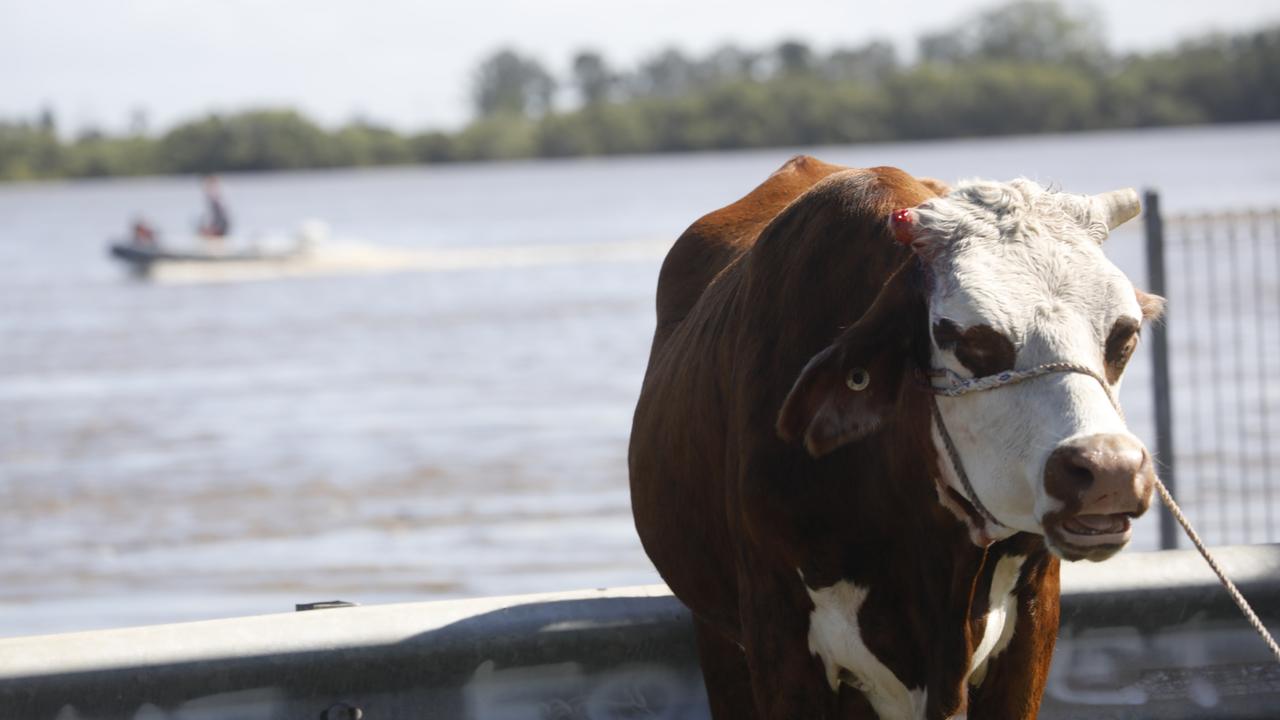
[628, 157, 1162, 719]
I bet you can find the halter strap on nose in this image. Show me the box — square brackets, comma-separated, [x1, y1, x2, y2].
[927, 361, 1120, 411]
[925, 361, 1121, 537]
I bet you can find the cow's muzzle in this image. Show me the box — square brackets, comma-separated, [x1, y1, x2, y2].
[1041, 433, 1155, 561]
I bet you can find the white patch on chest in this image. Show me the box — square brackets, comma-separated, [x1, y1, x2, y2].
[967, 554, 1026, 687]
[803, 576, 928, 720]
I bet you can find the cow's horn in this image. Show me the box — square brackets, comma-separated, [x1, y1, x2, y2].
[1092, 188, 1141, 232]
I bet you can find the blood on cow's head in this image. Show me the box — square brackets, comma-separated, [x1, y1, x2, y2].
[890, 208, 915, 247]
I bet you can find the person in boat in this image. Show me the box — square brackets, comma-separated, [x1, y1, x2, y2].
[130, 217, 158, 248]
[198, 175, 231, 241]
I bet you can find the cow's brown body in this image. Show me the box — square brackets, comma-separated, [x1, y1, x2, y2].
[629, 158, 1059, 719]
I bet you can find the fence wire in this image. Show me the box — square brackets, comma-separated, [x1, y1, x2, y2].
[1155, 205, 1280, 546]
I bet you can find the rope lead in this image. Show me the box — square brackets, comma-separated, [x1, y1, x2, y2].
[1154, 478, 1280, 662]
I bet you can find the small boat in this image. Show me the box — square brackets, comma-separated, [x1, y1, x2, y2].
[107, 223, 328, 278]
[108, 240, 305, 276]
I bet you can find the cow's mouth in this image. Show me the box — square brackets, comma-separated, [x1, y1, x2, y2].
[1049, 512, 1134, 561]
[1062, 513, 1132, 539]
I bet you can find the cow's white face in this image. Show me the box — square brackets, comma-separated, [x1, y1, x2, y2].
[909, 180, 1159, 560]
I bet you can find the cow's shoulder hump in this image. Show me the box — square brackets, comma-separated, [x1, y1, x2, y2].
[654, 155, 847, 331]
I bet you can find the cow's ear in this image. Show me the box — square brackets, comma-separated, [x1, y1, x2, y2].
[776, 340, 907, 457]
[1136, 289, 1165, 322]
[777, 262, 922, 458]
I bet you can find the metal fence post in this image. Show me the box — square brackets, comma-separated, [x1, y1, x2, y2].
[1143, 189, 1178, 550]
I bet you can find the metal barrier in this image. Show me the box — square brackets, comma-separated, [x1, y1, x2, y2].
[2, 545, 1277, 720]
[1144, 195, 1280, 548]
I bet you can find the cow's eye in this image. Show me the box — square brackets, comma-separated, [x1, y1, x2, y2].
[1104, 318, 1140, 383]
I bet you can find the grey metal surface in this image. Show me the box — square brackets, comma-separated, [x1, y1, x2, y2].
[1143, 189, 1180, 551]
[2, 546, 1278, 719]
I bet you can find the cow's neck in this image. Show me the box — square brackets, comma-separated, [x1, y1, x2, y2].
[801, 413, 1043, 714]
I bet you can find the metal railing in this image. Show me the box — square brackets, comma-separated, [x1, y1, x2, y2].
[1145, 192, 1280, 548]
[3, 546, 1278, 720]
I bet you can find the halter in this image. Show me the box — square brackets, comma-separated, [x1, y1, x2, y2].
[924, 361, 1120, 531]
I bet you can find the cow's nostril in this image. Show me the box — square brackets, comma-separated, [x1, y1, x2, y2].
[1044, 433, 1152, 518]
[1047, 445, 1100, 490]
[1063, 459, 1094, 488]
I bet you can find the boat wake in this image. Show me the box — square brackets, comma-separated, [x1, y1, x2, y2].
[148, 238, 672, 284]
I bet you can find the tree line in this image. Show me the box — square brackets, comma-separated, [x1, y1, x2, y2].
[3, 0, 1278, 181]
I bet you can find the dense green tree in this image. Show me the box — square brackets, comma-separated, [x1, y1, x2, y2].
[472, 49, 556, 118]
[160, 110, 334, 173]
[890, 61, 1100, 137]
[823, 42, 898, 85]
[536, 104, 653, 156]
[0, 121, 64, 180]
[775, 40, 816, 76]
[571, 50, 617, 106]
[918, 33, 969, 66]
[919, 0, 1106, 67]
[331, 120, 415, 166]
[3, 1, 1279, 181]
[697, 45, 759, 86]
[60, 131, 155, 177]
[630, 48, 698, 99]
[453, 114, 539, 160]
[410, 131, 458, 163]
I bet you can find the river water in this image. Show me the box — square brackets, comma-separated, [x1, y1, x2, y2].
[2, 123, 1279, 637]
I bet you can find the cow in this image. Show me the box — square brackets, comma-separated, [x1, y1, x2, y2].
[628, 157, 1163, 719]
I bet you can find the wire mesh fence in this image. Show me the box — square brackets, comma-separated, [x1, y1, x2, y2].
[1146, 195, 1280, 547]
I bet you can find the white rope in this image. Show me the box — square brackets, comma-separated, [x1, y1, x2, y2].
[928, 362, 1114, 402]
[1152, 477, 1280, 662]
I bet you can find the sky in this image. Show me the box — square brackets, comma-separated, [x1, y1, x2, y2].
[3, 0, 1278, 136]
